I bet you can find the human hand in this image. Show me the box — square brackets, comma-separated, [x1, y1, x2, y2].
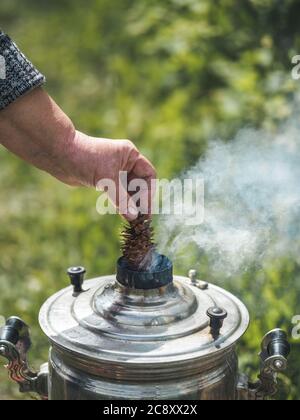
[0, 88, 156, 221]
[66, 132, 156, 220]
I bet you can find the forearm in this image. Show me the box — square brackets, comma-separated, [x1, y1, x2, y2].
[0, 30, 79, 185]
[0, 30, 156, 219]
[0, 87, 77, 185]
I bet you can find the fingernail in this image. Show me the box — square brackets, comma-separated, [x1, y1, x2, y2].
[128, 206, 139, 220]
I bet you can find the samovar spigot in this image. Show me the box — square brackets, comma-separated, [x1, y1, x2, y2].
[0, 317, 48, 399]
[237, 328, 291, 400]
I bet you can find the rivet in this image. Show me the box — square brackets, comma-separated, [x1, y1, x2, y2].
[274, 359, 284, 370]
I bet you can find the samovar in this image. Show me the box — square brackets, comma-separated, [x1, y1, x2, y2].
[0, 255, 290, 400]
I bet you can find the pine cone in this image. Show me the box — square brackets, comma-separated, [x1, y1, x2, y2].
[121, 213, 156, 271]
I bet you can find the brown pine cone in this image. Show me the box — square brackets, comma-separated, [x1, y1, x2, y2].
[121, 213, 156, 271]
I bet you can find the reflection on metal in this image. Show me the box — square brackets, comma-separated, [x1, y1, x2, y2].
[0, 267, 290, 400]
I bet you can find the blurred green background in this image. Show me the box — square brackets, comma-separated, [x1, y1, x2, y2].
[1, 0, 300, 400]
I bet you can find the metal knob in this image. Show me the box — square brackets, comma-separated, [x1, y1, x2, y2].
[67, 266, 86, 294]
[260, 329, 290, 372]
[207, 307, 228, 338]
[0, 316, 29, 346]
[188, 269, 208, 290]
[188, 269, 198, 285]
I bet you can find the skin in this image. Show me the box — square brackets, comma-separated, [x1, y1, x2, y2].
[0, 87, 156, 220]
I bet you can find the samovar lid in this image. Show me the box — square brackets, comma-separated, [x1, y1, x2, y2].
[39, 259, 249, 377]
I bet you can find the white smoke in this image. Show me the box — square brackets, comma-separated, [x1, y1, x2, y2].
[157, 118, 300, 277]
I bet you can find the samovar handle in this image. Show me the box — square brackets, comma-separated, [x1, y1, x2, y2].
[0, 316, 48, 399]
[237, 329, 290, 400]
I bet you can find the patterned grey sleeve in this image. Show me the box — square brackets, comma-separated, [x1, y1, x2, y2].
[0, 31, 45, 111]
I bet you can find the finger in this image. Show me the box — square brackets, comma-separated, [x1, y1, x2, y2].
[97, 177, 139, 221]
[130, 155, 156, 215]
[116, 181, 139, 221]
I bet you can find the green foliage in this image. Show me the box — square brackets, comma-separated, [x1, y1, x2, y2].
[1, 0, 300, 400]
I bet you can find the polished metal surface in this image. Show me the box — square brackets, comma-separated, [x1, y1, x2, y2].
[39, 275, 249, 364]
[49, 347, 239, 400]
[1, 269, 291, 400]
[39, 273, 250, 400]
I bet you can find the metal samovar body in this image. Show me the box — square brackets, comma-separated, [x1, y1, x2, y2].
[0, 259, 290, 400]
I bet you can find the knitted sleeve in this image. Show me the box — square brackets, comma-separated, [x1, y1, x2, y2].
[0, 30, 45, 110]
